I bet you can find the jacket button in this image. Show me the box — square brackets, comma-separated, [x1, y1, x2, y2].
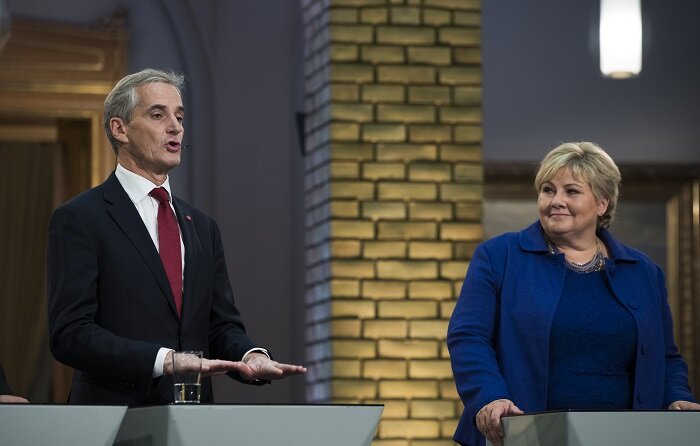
[641, 343, 649, 355]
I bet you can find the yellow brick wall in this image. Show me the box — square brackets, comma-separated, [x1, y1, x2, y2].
[302, 1, 482, 444]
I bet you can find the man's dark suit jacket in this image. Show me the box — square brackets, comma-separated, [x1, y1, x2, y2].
[48, 173, 261, 406]
[0, 363, 14, 395]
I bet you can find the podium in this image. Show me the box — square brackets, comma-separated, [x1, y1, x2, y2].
[0, 404, 127, 446]
[113, 404, 383, 446]
[493, 410, 700, 446]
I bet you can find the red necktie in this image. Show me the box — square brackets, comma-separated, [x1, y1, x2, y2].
[150, 187, 182, 316]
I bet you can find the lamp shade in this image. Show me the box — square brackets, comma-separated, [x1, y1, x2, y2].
[599, 0, 642, 78]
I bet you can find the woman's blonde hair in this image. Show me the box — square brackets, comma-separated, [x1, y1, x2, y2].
[534, 142, 621, 229]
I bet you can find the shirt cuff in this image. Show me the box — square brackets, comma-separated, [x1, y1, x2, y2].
[153, 347, 175, 378]
[242, 347, 269, 362]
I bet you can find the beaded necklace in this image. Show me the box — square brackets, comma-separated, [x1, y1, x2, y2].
[545, 236, 605, 273]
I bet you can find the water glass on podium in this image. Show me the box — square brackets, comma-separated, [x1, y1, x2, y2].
[172, 351, 202, 404]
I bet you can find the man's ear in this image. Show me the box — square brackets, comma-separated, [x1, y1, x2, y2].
[110, 117, 129, 144]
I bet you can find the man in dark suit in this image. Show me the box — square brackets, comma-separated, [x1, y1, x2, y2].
[0, 363, 28, 403]
[47, 69, 305, 406]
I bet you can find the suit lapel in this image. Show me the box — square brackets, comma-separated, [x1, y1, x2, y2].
[102, 173, 179, 317]
[173, 198, 200, 320]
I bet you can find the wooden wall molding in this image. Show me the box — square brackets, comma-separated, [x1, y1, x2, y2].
[0, 13, 127, 403]
[0, 14, 127, 184]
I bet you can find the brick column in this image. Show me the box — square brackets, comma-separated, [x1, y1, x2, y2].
[302, 1, 483, 444]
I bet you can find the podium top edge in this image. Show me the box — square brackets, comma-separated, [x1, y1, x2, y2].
[1, 403, 384, 408]
[504, 409, 700, 418]
[147, 403, 385, 408]
[0, 403, 128, 408]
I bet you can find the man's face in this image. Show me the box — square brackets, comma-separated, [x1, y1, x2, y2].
[113, 82, 184, 182]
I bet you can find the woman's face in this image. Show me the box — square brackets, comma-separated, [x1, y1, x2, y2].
[538, 168, 609, 240]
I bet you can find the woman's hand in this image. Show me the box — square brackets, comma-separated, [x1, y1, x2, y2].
[668, 400, 700, 410]
[476, 399, 524, 446]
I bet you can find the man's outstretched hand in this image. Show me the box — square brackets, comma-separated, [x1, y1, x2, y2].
[239, 352, 307, 381]
[163, 351, 306, 381]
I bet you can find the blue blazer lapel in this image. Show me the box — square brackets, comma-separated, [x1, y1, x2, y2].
[519, 221, 568, 335]
[102, 173, 179, 317]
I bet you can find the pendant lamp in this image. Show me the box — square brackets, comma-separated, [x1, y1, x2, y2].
[599, 0, 643, 78]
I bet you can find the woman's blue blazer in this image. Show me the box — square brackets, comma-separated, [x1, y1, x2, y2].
[447, 221, 696, 446]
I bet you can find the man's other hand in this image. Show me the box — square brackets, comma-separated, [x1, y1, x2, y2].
[0, 394, 29, 403]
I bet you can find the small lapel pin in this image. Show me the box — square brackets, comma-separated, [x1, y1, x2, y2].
[186, 215, 192, 221]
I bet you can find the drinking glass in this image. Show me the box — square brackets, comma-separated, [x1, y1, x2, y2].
[172, 351, 202, 404]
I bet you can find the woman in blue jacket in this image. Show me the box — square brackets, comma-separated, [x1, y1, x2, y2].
[447, 142, 699, 446]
